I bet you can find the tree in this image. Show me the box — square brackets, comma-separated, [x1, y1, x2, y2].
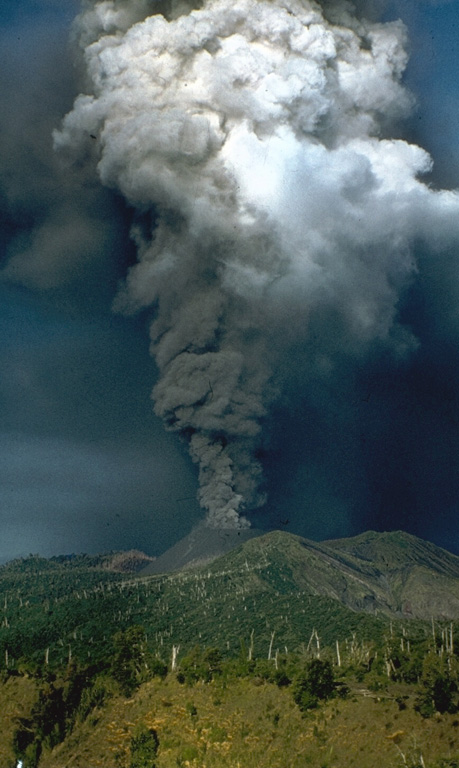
[111, 626, 147, 696]
[177, 646, 222, 685]
[415, 653, 459, 717]
[12, 718, 36, 764]
[292, 658, 336, 712]
[31, 682, 66, 747]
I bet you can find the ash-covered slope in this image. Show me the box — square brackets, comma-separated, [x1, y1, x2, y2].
[140, 522, 263, 574]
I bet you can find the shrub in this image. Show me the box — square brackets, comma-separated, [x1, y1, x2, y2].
[77, 677, 112, 721]
[186, 701, 198, 718]
[150, 658, 168, 680]
[13, 719, 35, 762]
[176, 745, 199, 766]
[130, 724, 159, 768]
[23, 740, 42, 768]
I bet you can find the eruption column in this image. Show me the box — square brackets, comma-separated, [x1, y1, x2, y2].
[54, 0, 459, 528]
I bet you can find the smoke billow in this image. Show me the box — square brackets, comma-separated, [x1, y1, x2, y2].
[53, 0, 459, 529]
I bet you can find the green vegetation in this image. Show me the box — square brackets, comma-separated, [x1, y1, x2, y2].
[130, 724, 159, 768]
[0, 537, 391, 677]
[2, 530, 459, 766]
[292, 658, 337, 710]
[7, 617, 459, 767]
[7, 643, 459, 768]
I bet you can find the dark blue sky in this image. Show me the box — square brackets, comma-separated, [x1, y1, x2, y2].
[2, 0, 459, 560]
[0, 0, 202, 559]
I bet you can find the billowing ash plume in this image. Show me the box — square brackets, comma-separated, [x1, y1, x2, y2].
[54, 0, 459, 528]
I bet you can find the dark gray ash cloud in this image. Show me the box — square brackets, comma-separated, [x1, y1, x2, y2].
[52, 0, 459, 529]
[2, 0, 459, 557]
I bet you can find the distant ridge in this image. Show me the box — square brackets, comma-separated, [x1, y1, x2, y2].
[140, 526, 459, 620]
[2, 526, 459, 696]
[324, 530, 459, 577]
[218, 529, 459, 620]
[3, 529, 459, 629]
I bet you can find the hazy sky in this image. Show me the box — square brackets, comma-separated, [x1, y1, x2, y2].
[2, 0, 459, 561]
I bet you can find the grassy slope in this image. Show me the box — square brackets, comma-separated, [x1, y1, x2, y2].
[32, 675, 459, 768]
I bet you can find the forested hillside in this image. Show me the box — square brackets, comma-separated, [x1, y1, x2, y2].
[2, 531, 459, 767]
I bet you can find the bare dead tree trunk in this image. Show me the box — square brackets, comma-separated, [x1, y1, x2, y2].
[268, 631, 275, 661]
[336, 640, 341, 667]
[314, 629, 320, 658]
[384, 655, 391, 678]
[171, 644, 180, 671]
[248, 630, 254, 662]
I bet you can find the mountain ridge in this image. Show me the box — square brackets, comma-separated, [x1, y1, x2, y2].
[2, 529, 459, 623]
[202, 529, 459, 620]
[0, 528, 458, 679]
[325, 529, 459, 576]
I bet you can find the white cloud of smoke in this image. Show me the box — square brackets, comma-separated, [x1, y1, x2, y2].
[52, 0, 459, 528]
